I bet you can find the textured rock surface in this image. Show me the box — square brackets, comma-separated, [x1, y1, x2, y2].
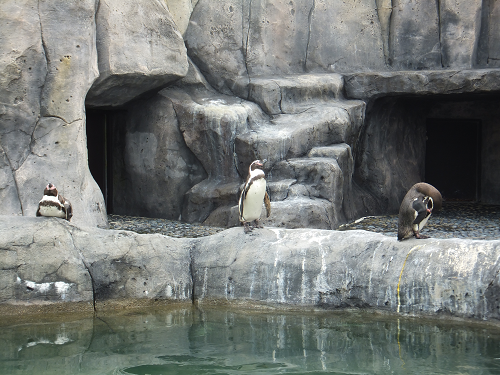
[110, 94, 206, 219]
[0, 216, 191, 306]
[2, 0, 500, 232]
[2, 216, 500, 323]
[192, 228, 500, 321]
[86, 0, 188, 107]
[0, 0, 107, 228]
[158, 75, 363, 229]
[185, 0, 500, 94]
[344, 69, 500, 101]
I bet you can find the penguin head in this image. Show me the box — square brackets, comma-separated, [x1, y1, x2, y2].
[423, 196, 433, 214]
[44, 183, 58, 197]
[249, 160, 265, 172]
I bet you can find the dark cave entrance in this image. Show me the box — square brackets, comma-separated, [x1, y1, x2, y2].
[425, 118, 482, 202]
[86, 108, 119, 214]
[355, 93, 500, 215]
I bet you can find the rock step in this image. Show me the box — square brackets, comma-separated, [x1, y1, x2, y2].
[245, 73, 345, 115]
[200, 145, 353, 230]
[264, 144, 354, 228]
[235, 101, 364, 168]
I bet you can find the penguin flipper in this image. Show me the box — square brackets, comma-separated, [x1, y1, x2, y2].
[36, 208, 41, 217]
[412, 199, 428, 225]
[238, 186, 247, 221]
[264, 191, 271, 218]
[65, 202, 73, 221]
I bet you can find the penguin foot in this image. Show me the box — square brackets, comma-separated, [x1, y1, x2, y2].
[414, 232, 429, 239]
[243, 222, 253, 234]
[254, 219, 264, 229]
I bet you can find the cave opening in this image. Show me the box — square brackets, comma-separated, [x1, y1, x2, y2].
[85, 108, 125, 214]
[425, 118, 482, 202]
[355, 93, 500, 216]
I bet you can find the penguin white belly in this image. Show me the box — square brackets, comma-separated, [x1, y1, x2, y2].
[38, 196, 66, 218]
[241, 178, 266, 222]
[413, 213, 431, 232]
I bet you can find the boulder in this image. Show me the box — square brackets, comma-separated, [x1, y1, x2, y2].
[86, 0, 188, 107]
[0, 216, 192, 307]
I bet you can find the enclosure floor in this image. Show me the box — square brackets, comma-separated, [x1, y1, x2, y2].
[108, 202, 500, 240]
[339, 202, 500, 241]
[107, 214, 225, 238]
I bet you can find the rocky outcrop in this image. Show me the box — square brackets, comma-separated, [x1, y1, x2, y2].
[86, 0, 188, 107]
[2, 216, 500, 323]
[0, 0, 107, 228]
[0, 0, 188, 228]
[185, 0, 499, 95]
[155, 74, 364, 229]
[0, 216, 191, 306]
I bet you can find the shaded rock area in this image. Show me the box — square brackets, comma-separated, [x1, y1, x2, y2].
[2, 216, 500, 324]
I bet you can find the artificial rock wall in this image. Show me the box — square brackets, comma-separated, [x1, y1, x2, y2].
[1, 0, 500, 229]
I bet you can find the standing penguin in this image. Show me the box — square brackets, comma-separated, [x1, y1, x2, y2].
[36, 183, 73, 221]
[238, 160, 271, 233]
[398, 182, 442, 241]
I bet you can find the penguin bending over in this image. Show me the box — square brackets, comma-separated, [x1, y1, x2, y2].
[398, 182, 442, 241]
[36, 183, 73, 221]
[238, 160, 271, 233]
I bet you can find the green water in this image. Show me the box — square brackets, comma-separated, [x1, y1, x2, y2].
[1, 307, 500, 375]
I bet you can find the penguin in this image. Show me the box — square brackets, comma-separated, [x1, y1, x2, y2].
[238, 160, 271, 233]
[398, 182, 442, 241]
[36, 183, 73, 221]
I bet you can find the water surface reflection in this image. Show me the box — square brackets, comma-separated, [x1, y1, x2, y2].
[1, 307, 500, 374]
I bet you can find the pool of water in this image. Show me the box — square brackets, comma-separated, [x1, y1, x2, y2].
[1, 306, 500, 374]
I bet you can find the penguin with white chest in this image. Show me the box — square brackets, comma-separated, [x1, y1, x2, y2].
[36, 183, 73, 221]
[398, 182, 442, 241]
[238, 160, 271, 233]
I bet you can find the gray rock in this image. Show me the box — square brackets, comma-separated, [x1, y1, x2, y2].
[110, 94, 206, 219]
[241, 73, 344, 115]
[2, 216, 500, 323]
[185, 0, 497, 89]
[388, 0, 441, 70]
[0, 0, 107, 228]
[344, 69, 500, 100]
[0, 216, 191, 305]
[86, 0, 188, 107]
[439, 1, 482, 68]
[307, 0, 386, 72]
[191, 227, 500, 321]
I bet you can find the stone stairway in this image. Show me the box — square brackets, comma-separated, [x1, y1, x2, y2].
[233, 74, 365, 229]
[171, 73, 366, 229]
